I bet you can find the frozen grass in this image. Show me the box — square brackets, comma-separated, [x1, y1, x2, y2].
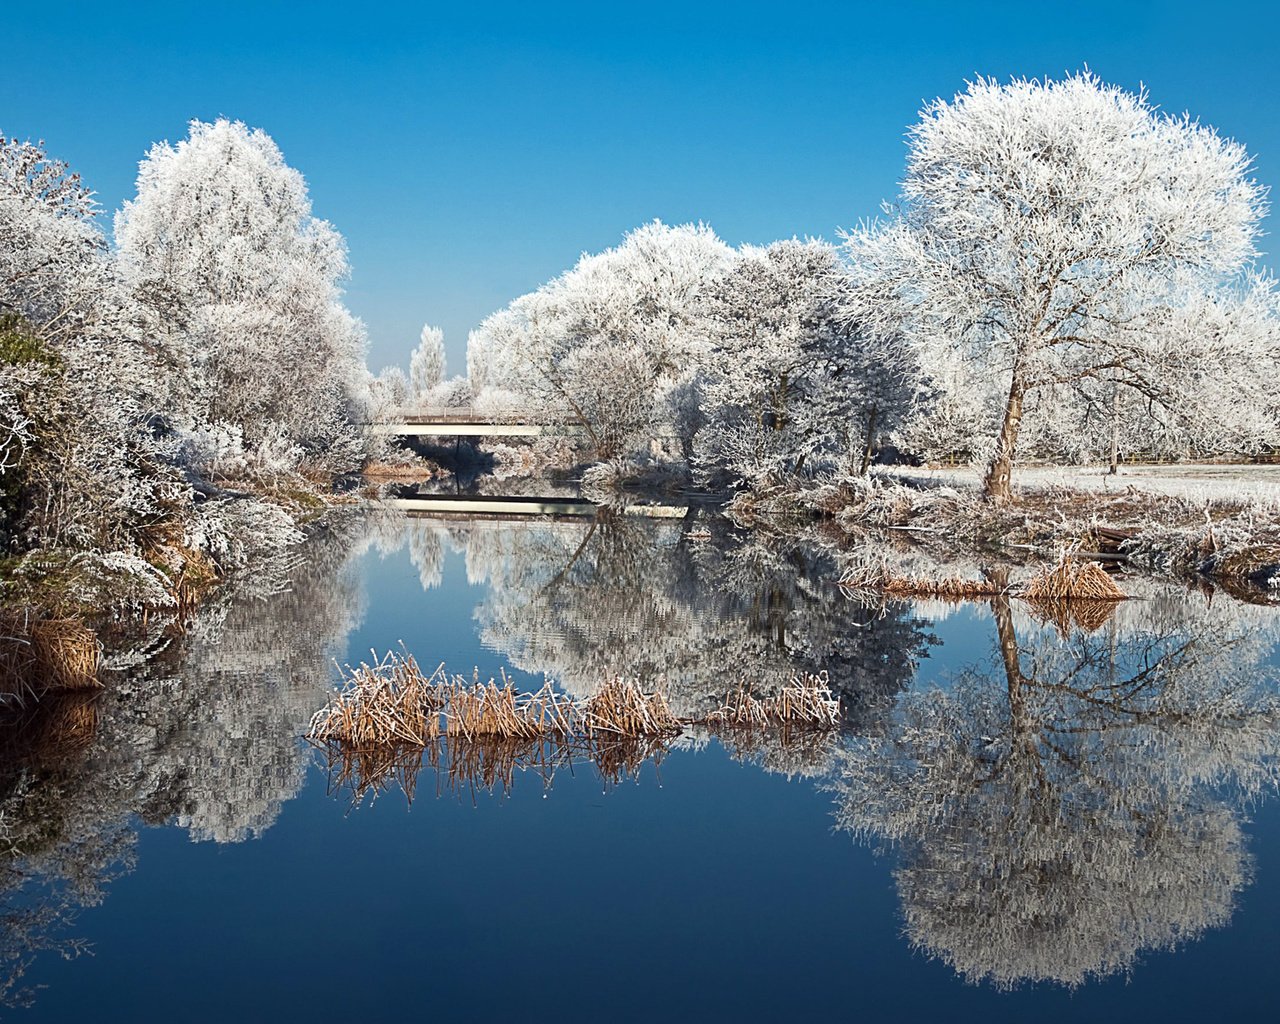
[887, 463, 1280, 510]
[307, 653, 842, 802]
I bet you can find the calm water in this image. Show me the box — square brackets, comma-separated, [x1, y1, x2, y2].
[5, 511, 1280, 1021]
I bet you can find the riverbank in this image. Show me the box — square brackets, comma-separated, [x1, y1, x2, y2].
[727, 464, 1280, 598]
[0, 478, 364, 706]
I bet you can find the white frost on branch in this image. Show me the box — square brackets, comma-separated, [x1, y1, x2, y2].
[842, 72, 1276, 495]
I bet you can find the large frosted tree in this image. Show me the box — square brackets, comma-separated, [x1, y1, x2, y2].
[467, 221, 733, 458]
[695, 239, 916, 483]
[114, 119, 367, 473]
[845, 73, 1270, 500]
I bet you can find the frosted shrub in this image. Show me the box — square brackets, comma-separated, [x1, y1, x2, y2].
[11, 549, 175, 613]
[178, 421, 248, 478]
[0, 369, 34, 474]
[425, 375, 472, 409]
[184, 499, 303, 573]
[245, 422, 304, 483]
[470, 386, 523, 418]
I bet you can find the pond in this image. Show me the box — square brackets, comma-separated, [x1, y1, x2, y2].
[4, 510, 1280, 1021]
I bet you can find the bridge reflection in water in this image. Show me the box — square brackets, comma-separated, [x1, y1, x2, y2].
[383, 493, 688, 520]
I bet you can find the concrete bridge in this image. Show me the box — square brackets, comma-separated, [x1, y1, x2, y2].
[369, 407, 586, 438]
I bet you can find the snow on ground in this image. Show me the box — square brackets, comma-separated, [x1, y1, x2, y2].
[882, 463, 1280, 508]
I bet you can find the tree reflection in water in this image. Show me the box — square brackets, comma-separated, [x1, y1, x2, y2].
[428, 512, 936, 731]
[2, 510, 1279, 1004]
[0, 511, 370, 1005]
[832, 589, 1280, 989]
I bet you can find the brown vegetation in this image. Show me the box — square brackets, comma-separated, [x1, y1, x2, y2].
[1022, 555, 1127, 602]
[361, 459, 440, 483]
[0, 609, 101, 705]
[838, 564, 1003, 600]
[308, 653, 843, 803]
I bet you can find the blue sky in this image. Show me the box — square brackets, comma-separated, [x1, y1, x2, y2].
[3, 1, 1278, 371]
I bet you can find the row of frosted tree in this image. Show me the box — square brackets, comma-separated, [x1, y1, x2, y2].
[460, 73, 1280, 499]
[1, 119, 376, 597]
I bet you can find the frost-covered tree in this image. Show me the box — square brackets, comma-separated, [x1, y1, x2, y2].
[409, 323, 446, 402]
[1, 133, 177, 550]
[844, 73, 1271, 499]
[114, 119, 368, 474]
[467, 221, 733, 458]
[694, 239, 916, 483]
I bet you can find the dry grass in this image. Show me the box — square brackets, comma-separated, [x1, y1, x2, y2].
[1022, 554, 1127, 602]
[704, 672, 840, 729]
[581, 677, 681, 736]
[838, 564, 1003, 600]
[0, 608, 102, 705]
[309, 653, 843, 804]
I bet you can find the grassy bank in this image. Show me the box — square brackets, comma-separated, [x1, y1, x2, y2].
[729, 466, 1280, 597]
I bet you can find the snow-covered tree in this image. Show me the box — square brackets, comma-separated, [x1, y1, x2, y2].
[114, 119, 368, 474]
[1, 133, 176, 550]
[410, 323, 446, 402]
[844, 73, 1271, 498]
[467, 221, 734, 458]
[694, 239, 917, 483]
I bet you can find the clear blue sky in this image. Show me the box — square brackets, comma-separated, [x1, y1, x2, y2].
[3, 1, 1278, 371]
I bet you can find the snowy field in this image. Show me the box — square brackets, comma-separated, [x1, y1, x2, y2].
[883, 463, 1280, 508]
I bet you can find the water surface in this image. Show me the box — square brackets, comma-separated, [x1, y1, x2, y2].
[5, 511, 1280, 1021]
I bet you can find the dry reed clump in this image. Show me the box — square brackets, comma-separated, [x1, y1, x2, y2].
[308, 651, 450, 747]
[704, 672, 840, 729]
[838, 564, 1003, 600]
[581, 677, 681, 736]
[308, 653, 844, 803]
[0, 608, 102, 705]
[1022, 554, 1127, 602]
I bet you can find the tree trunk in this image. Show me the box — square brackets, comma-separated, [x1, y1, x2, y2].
[983, 370, 1026, 502]
[859, 405, 879, 476]
[1108, 382, 1120, 475]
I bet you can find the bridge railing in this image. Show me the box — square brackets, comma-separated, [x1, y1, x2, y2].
[370, 405, 583, 427]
